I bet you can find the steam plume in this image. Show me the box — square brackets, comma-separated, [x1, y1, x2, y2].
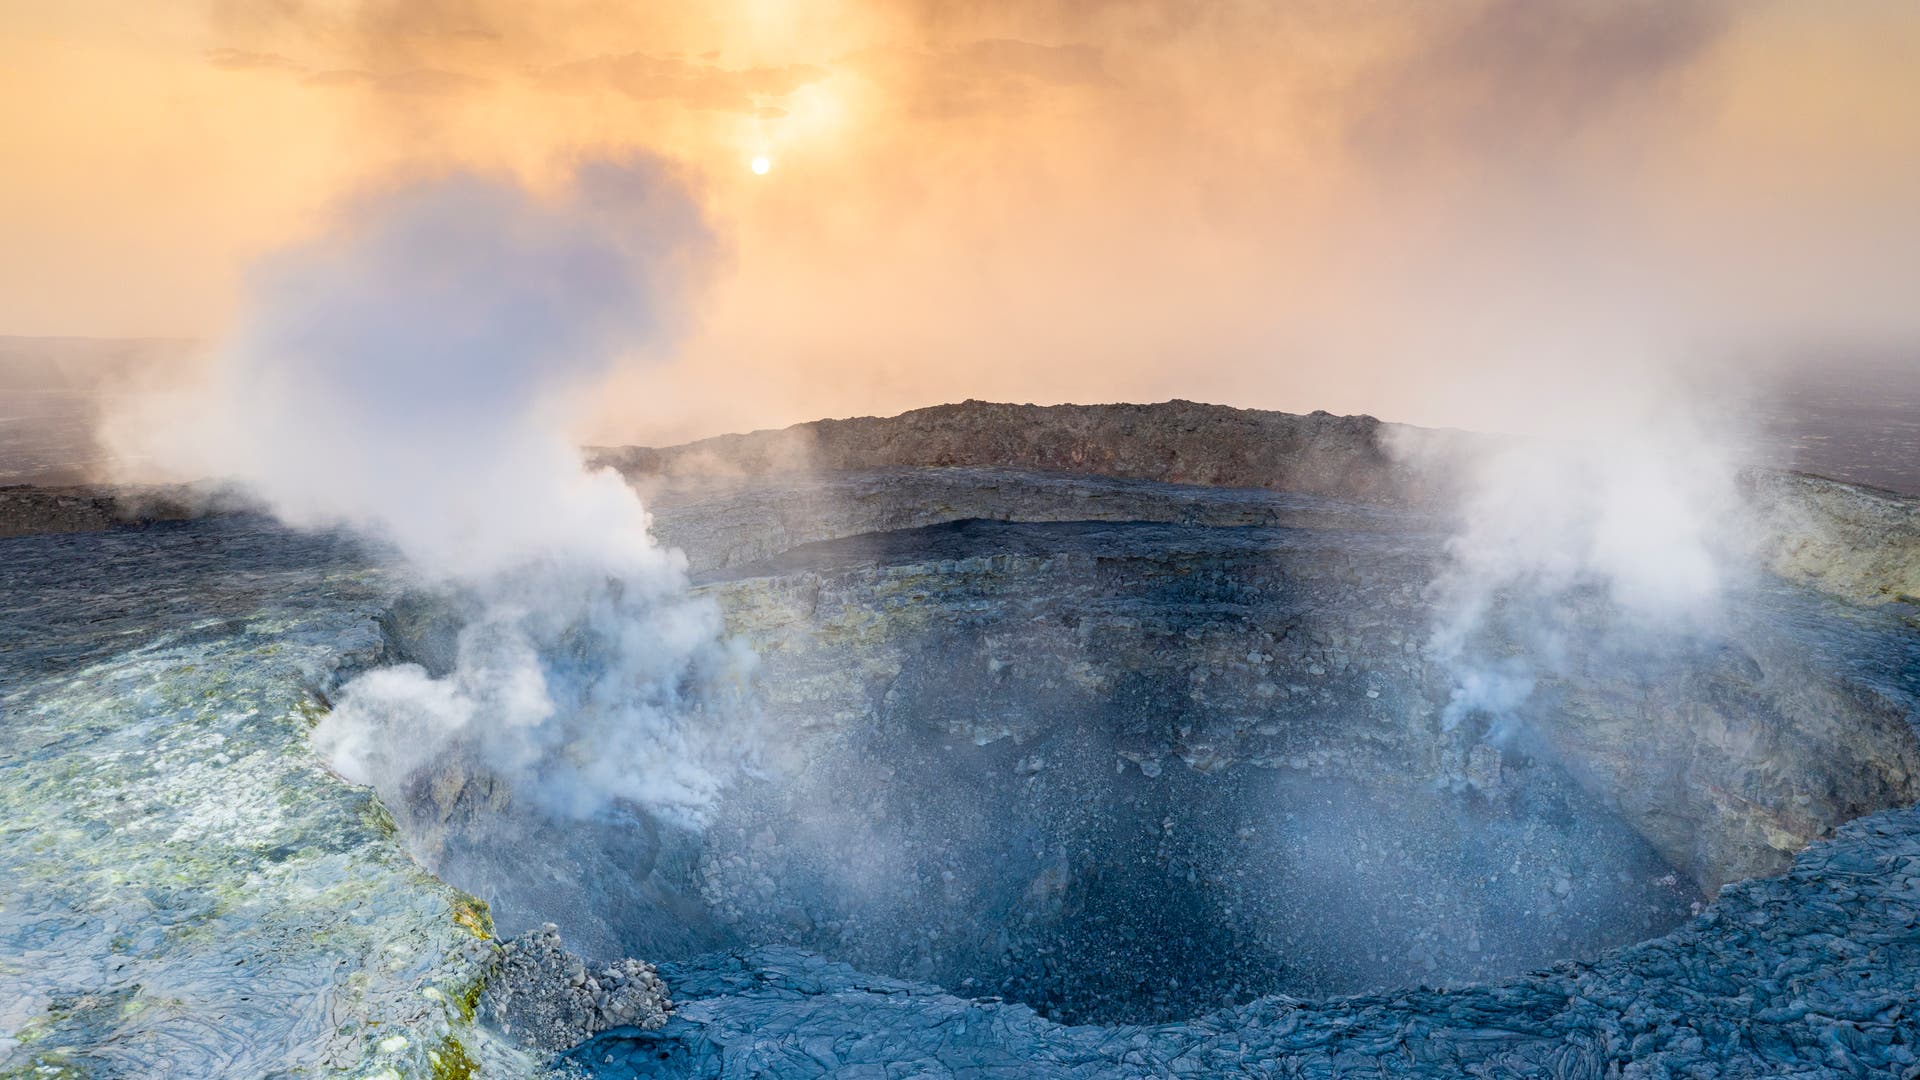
[106, 158, 755, 826]
[1403, 381, 1755, 740]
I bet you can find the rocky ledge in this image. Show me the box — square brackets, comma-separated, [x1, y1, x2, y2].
[0, 484, 221, 540]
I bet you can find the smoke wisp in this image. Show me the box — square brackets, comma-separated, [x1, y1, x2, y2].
[105, 158, 756, 828]
[1404, 385, 1756, 741]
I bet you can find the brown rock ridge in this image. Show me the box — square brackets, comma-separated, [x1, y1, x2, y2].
[595, 399, 1920, 608]
[591, 399, 1443, 504]
[6, 400, 1914, 609]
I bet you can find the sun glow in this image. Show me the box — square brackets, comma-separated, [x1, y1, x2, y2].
[750, 155, 772, 175]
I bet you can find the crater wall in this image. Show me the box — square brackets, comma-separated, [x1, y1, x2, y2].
[381, 468, 1920, 1027]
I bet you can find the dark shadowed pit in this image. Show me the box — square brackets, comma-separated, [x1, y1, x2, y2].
[376, 484, 1920, 1026]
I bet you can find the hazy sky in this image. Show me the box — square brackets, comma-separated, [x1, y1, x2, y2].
[6, 1, 1920, 441]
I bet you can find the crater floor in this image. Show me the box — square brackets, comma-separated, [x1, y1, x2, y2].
[657, 518, 1703, 1024]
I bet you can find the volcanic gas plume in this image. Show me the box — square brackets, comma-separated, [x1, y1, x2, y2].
[105, 159, 758, 828]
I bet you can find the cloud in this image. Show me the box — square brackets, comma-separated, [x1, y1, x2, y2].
[539, 53, 831, 113]
[1352, 0, 1734, 165]
[209, 0, 516, 53]
[12, 1, 1920, 445]
[846, 37, 1110, 118]
[303, 66, 488, 95]
[945, 38, 1109, 88]
[205, 48, 307, 73]
[203, 0, 540, 100]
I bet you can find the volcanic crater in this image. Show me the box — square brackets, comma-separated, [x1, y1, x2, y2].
[373, 404, 1920, 1069]
[6, 402, 1920, 1078]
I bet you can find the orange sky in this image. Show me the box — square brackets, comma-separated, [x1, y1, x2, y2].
[5, 1, 1920, 442]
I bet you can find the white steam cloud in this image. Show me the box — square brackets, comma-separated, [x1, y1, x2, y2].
[1405, 383, 1756, 739]
[105, 158, 755, 827]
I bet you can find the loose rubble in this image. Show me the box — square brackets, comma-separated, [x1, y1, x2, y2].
[483, 925, 671, 1051]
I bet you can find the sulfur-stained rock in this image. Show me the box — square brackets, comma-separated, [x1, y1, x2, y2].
[0, 521, 532, 1078]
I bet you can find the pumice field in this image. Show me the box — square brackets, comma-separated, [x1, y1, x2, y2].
[7, 3, 1920, 1077]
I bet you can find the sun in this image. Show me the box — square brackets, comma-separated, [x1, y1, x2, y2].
[750, 155, 772, 175]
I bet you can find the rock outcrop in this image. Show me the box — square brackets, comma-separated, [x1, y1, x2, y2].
[593, 400, 1433, 503]
[482, 925, 669, 1051]
[0, 484, 218, 539]
[602, 399, 1920, 609]
[1752, 469, 1920, 605]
